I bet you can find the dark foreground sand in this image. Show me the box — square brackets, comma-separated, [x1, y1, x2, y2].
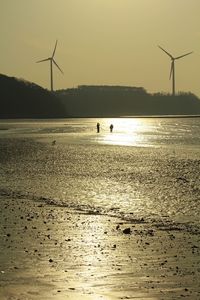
[0, 197, 200, 300]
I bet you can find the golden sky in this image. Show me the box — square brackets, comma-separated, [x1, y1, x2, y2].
[1, 0, 200, 95]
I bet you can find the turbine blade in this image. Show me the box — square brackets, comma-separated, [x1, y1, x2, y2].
[169, 62, 173, 80]
[36, 58, 50, 63]
[53, 59, 64, 74]
[158, 45, 174, 59]
[52, 40, 58, 58]
[175, 51, 193, 60]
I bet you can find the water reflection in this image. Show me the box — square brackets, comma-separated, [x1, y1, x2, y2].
[95, 118, 153, 147]
[97, 132, 142, 146]
[99, 118, 149, 134]
[0, 117, 199, 148]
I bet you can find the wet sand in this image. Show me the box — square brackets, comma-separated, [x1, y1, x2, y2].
[0, 137, 200, 299]
[0, 197, 200, 299]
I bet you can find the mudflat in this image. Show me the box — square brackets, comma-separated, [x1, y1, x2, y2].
[0, 194, 200, 299]
[0, 137, 200, 299]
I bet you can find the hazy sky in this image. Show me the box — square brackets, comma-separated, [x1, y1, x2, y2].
[1, 0, 200, 95]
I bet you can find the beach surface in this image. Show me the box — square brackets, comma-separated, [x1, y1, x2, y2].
[0, 134, 200, 299]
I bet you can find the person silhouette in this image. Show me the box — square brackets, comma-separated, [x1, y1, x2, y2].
[110, 124, 113, 132]
[97, 122, 100, 133]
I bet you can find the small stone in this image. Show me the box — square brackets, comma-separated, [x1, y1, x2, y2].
[123, 228, 131, 234]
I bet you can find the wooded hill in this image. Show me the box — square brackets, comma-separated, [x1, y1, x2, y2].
[1, 74, 200, 118]
[56, 85, 200, 117]
[0, 74, 66, 118]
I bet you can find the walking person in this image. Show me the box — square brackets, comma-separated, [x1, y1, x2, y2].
[97, 122, 100, 133]
[110, 124, 113, 132]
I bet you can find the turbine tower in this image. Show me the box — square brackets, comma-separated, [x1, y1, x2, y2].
[36, 40, 63, 92]
[158, 46, 192, 96]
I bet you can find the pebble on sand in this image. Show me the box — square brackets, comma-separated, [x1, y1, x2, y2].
[123, 228, 131, 234]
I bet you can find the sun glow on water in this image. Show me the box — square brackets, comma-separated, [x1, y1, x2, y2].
[96, 118, 151, 147]
[98, 132, 141, 146]
[103, 118, 143, 133]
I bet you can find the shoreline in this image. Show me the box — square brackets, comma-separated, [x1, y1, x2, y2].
[121, 114, 200, 118]
[0, 115, 200, 121]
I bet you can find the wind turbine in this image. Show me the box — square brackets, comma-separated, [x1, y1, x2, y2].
[36, 40, 63, 92]
[158, 45, 192, 96]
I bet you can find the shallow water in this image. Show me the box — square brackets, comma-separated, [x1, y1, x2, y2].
[0, 117, 200, 148]
[0, 118, 199, 233]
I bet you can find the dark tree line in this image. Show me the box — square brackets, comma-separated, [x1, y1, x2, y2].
[56, 85, 200, 117]
[1, 74, 200, 118]
[0, 74, 67, 118]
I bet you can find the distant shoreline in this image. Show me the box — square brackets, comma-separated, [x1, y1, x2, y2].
[121, 114, 200, 118]
[0, 114, 200, 120]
